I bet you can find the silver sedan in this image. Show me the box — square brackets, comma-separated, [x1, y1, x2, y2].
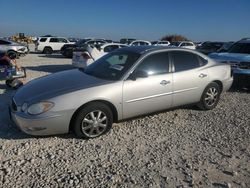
[11, 46, 233, 138]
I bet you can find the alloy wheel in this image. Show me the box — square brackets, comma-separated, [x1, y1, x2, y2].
[204, 87, 218, 106]
[81, 110, 108, 137]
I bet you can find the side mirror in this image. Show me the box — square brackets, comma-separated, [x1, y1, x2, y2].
[129, 70, 148, 81]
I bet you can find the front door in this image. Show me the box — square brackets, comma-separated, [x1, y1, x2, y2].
[122, 52, 173, 119]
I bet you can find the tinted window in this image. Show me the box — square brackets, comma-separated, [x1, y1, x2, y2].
[135, 52, 169, 76]
[228, 42, 250, 54]
[171, 51, 201, 72]
[58, 38, 67, 43]
[104, 45, 119, 52]
[185, 43, 193, 46]
[39, 38, 47, 42]
[49, 38, 58, 42]
[0, 40, 11, 45]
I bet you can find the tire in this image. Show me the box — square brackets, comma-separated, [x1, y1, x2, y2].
[7, 51, 17, 59]
[73, 102, 113, 139]
[198, 82, 221, 110]
[43, 47, 53, 54]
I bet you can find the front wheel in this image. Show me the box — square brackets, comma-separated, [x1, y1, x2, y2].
[198, 82, 221, 110]
[73, 102, 113, 139]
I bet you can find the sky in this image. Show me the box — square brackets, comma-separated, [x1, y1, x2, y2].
[0, 0, 250, 42]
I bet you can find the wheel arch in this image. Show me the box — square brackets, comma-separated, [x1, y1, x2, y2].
[210, 80, 223, 93]
[68, 100, 118, 133]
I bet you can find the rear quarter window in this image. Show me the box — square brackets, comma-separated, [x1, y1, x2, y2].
[171, 51, 202, 72]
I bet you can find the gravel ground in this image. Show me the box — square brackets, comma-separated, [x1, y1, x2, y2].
[0, 48, 250, 188]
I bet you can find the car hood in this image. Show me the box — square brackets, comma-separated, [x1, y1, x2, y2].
[14, 69, 112, 105]
[209, 52, 250, 62]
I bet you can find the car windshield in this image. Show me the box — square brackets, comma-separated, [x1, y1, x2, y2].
[84, 50, 140, 81]
[228, 42, 250, 54]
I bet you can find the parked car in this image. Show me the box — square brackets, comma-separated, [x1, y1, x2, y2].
[151, 41, 170, 46]
[61, 39, 92, 58]
[72, 43, 128, 68]
[171, 41, 196, 50]
[196, 42, 224, 55]
[216, 42, 234, 53]
[35, 37, 74, 54]
[209, 38, 250, 88]
[130, 40, 151, 46]
[0, 38, 29, 58]
[11, 46, 233, 138]
[120, 38, 136, 45]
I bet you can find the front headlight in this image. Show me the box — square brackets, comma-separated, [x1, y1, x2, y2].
[27, 102, 54, 115]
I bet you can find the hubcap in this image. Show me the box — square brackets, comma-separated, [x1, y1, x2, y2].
[81, 110, 107, 137]
[204, 87, 218, 106]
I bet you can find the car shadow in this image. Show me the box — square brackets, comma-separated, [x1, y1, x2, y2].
[25, 65, 75, 73]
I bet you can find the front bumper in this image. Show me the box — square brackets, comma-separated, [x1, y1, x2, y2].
[10, 109, 72, 136]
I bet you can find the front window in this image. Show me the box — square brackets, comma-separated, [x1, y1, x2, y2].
[228, 42, 250, 54]
[84, 51, 140, 80]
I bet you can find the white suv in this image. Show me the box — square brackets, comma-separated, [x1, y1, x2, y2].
[35, 37, 74, 54]
[171, 41, 196, 50]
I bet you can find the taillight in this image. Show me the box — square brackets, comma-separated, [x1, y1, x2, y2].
[82, 52, 91, 59]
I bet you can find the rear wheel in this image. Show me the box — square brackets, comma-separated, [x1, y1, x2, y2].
[43, 47, 53, 54]
[198, 82, 221, 110]
[73, 102, 113, 139]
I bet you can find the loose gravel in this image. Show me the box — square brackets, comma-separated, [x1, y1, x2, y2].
[0, 49, 249, 187]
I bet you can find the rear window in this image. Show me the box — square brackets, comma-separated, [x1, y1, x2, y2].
[39, 38, 47, 42]
[0, 40, 11, 45]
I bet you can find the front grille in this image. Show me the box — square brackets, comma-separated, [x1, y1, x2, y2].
[11, 98, 17, 111]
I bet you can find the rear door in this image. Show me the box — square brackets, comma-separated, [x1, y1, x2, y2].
[123, 52, 173, 119]
[170, 51, 209, 106]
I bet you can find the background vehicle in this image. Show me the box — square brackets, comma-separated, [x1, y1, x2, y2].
[196, 42, 224, 55]
[0, 51, 26, 89]
[35, 37, 74, 54]
[72, 43, 128, 68]
[171, 41, 196, 49]
[11, 46, 233, 139]
[61, 39, 91, 58]
[151, 40, 170, 46]
[209, 38, 250, 88]
[217, 42, 234, 53]
[130, 40, 151, 46]
[120, 38, 136, 45]
[0, 38, 29, 58]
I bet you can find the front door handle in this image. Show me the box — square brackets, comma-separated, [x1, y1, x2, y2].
[160, 80, 170, 85]
[199, 73, 207, 78]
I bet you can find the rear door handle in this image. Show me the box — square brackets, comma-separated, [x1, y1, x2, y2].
[199, 73, 207, 78]
[160, 80, 170, 85]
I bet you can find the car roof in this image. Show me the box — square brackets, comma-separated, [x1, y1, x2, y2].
[238, 38, 250, 43]
[118, 45, 183, 54]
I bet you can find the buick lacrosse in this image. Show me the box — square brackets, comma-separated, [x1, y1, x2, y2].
[11, 46, 233, 138]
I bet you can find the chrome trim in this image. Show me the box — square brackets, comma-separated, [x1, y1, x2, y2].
[126, 87, 198, 103]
